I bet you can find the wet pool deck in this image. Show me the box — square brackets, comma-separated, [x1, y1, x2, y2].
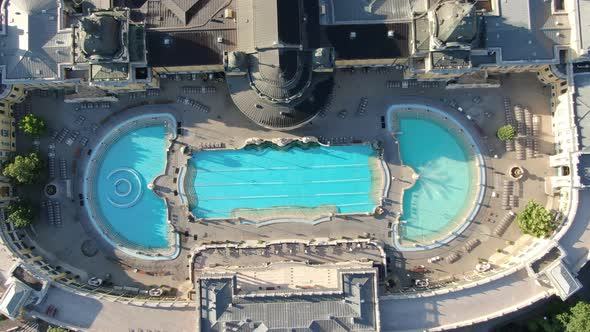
[14, 71, 556, 295]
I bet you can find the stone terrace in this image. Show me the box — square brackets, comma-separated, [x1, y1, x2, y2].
[11, 70, 556, 297]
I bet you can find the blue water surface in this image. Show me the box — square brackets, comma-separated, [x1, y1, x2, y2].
[190, 145, 380, 219]
[398, 117, 474, 243]
[94, 126, 168, 248]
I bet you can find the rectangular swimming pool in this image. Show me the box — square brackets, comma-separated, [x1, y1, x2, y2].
[188, 144, 383, 220]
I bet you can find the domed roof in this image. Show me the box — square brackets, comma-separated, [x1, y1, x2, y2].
[79, 13, 124, 61]
[434, 1, 478, 45]
[247, 49, 312, 102]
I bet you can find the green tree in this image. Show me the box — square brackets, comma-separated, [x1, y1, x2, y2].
[557, 301, 590, 332]
[497, 124, 516, 141]
[6, 200, 34, 229]
[516, 200, 556, 238]
[18, 114, 47, 136]
[2, 153, 43, 184]
[47, 327, 69, 332]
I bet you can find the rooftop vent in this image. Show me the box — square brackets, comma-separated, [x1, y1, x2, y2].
[217, 36, 223, 43]
[387, 30, 395, 38]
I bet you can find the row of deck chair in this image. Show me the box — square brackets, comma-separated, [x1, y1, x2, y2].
[514, 105, 525, 136]
[60, 158, 68, 180]
[504, 98, 515, 127]
[357, 97, 369, 116]
[494, 211, 516, 236]
[182, 86, 216, 95]
[462, 238, 481, 253]
[502, 180, 513, 210]
[524, 108, 533, 136]
[44, 201, 62, 227]
[516, 138, 526, 160]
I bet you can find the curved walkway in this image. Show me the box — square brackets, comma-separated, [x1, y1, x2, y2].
[0, 240, 195, 332]
[559, 189, 590, 270]
[378, 185, 590, 331]
[31, 286, 195, 332]
[379, 269, 552, 331]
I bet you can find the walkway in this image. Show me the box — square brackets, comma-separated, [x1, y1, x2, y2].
[31, 286, 196, 332]
[377, 185, 590, 331]
[379, 269, 552, 331]
[560, 189, 590, 269]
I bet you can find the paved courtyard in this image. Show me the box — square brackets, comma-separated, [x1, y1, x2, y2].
[11, 70, 556, 297]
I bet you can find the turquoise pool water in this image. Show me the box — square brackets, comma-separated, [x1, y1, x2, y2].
[92, 125, 168, 248]
[190, 145, 381, 219]
[398, 116, 475, 243]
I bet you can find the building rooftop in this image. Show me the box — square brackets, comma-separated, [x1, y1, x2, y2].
[0, 0, 72, 81]
[226, 72, 333, 129]
[574, 74, 590, 151]
[199, 271, 378, 332]
[545, 260, 582, 300]
[574, 0, 590, 58]
[484, 0, 569, 62]
[319, 0, 413, 25]
[137, 0, 236, 68]
[236, 0, 306, 52]
[0, 281, 31, 318]
[146, 30, 235, 67]
[432, 1, 479, 47]
[322, 23, 410, 60]
[226, 0, 332, 130]
[139, 0, 235, 30]
[577, 154, 590, 187]
[79, 12, 125, 61]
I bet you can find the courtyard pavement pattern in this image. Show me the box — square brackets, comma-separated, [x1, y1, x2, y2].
[4, 70, 577, 331]
[15, 72, 554, 290]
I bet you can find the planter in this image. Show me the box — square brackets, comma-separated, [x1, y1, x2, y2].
[509, 165, 524, 180]
[45, 184, 57, 197]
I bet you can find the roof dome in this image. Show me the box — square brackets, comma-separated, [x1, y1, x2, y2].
[433, 1, 478, 45]
[79, 13, 124, 61]
[247, 49, 312, 102]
